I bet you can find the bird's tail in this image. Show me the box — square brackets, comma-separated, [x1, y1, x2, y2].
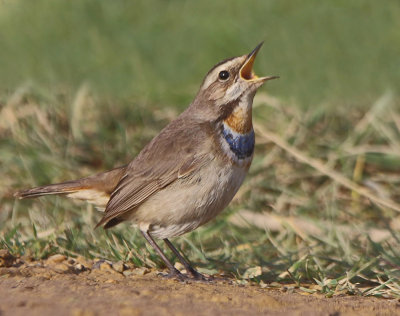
[14, 166, 126, 208]
[14, 181, 83, 199]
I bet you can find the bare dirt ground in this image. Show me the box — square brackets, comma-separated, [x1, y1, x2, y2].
[0, 251, 399, 316]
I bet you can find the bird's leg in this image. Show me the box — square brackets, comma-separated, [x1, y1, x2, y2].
[140, 230, 186, 281]
[163, 238, 207, 280]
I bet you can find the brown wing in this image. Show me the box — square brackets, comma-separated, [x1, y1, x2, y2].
[96, 117, 214, 228]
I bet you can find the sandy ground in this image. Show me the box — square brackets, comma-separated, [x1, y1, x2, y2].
[0, 251, 399, 316]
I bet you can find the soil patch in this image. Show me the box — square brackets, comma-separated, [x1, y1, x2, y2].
[0, 252, 398, 316]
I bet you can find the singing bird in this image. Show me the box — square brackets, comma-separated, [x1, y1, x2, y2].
[15, 43, 278, 281]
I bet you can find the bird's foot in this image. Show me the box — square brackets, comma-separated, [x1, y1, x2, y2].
[158, 268, 214, 283]
[158, 268, 190, 282]
[188, 270, 212, 282]
[185, 268, 216, 283]
[189, 268, 235, 284]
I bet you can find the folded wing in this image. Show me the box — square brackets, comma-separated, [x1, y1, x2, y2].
[96, 118, 213, 228]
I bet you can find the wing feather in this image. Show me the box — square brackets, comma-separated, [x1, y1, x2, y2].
[96, 117, 214, 228]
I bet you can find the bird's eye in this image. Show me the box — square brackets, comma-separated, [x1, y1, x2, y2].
[218, 70, 230, 81]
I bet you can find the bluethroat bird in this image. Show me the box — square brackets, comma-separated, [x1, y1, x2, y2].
[15, 43, 278, 281]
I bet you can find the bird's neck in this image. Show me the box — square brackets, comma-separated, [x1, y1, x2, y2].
[220, 97, 255, 161]
[223, 99, 253, 134]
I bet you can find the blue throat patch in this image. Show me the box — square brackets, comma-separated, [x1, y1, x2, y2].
[222, 126, 255, 159]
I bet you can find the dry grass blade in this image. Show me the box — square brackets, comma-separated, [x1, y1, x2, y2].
[230, 210, 394, 243]
[254, 123, 400, 213]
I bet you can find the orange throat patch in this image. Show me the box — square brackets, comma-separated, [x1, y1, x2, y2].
[223, 106, 253, 134]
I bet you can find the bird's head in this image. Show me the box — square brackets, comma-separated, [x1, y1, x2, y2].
[190, 43, 278, 121]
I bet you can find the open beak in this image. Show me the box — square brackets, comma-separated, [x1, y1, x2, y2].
[240, 42, 279, 82]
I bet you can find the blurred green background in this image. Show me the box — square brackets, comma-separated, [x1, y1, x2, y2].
[0, 0, 399, 108]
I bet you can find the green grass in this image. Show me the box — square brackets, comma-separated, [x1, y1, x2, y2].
[1, 0, 400, 299]
[0, 0, 399, 107]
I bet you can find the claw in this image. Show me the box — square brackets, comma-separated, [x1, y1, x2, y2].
[185, 269, 215, 283]
[158, 269, 189, 282]
[189, 270, 208, 281]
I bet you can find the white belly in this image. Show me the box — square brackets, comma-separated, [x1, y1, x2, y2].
[130, 160, 249, 239]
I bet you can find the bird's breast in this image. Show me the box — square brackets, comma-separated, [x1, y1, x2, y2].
[221, 124, 255, 161]
[220, 106, 255, 164]
[220, 98, 255, 163]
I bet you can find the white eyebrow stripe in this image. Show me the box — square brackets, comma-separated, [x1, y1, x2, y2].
[201, 58, 243, 91]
